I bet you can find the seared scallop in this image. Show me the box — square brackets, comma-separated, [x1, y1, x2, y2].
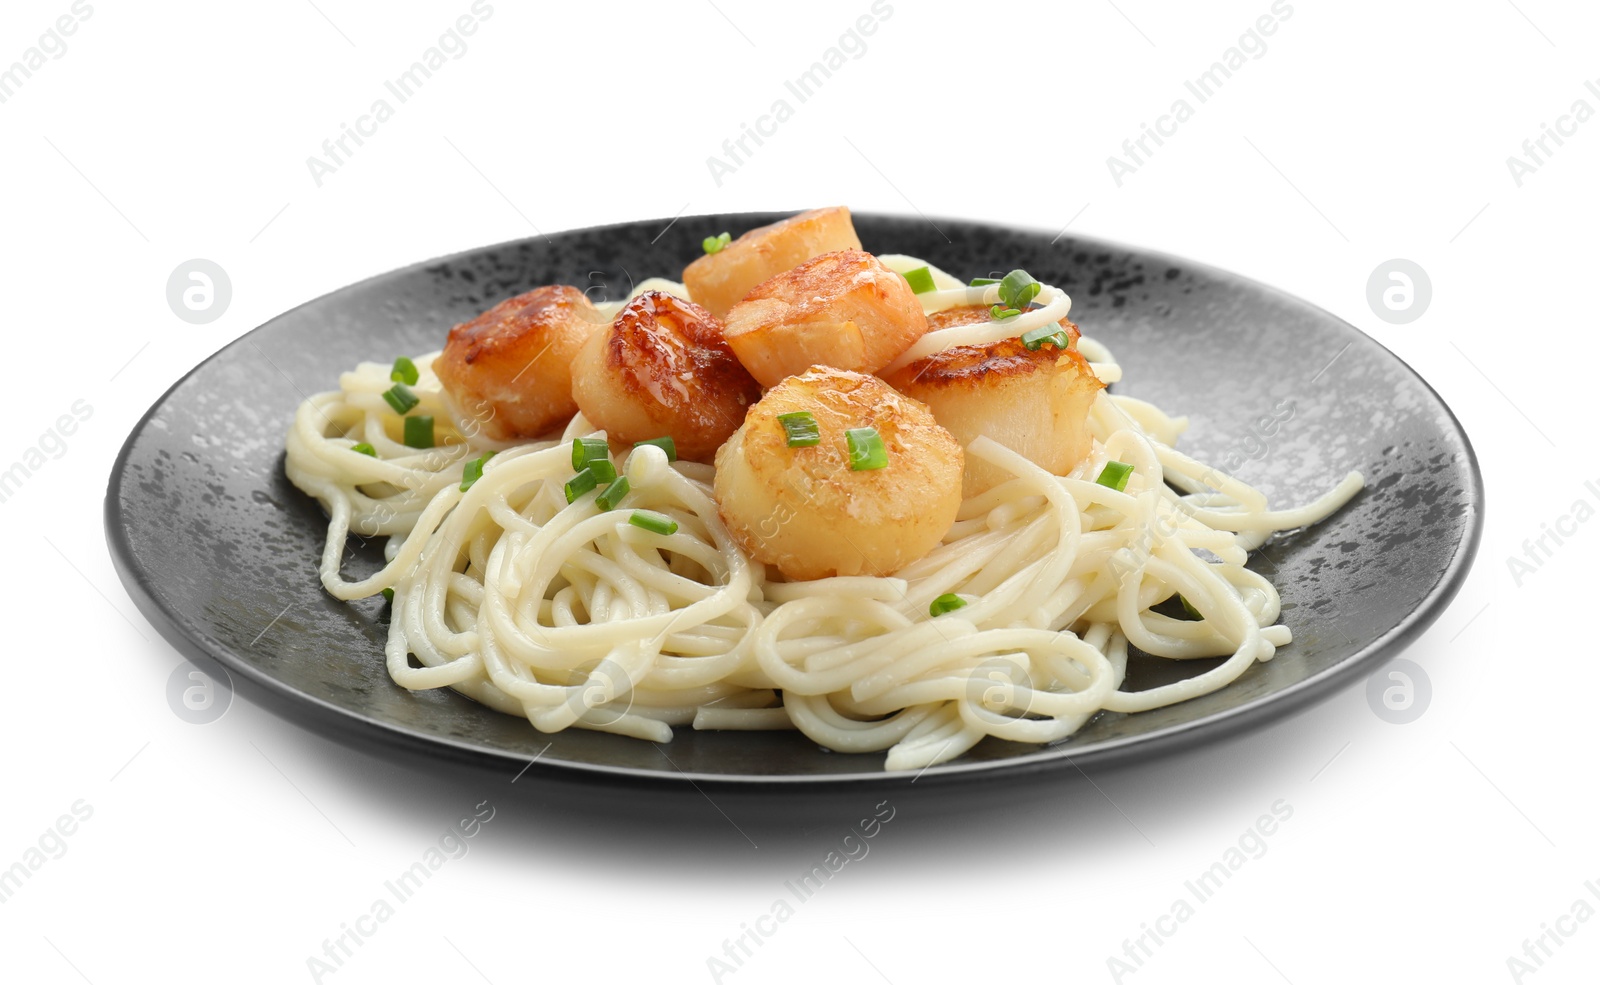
[570, 291, 761, 462]
[434, 285, 603, 441]
[714, 366, 963, 581]
[682, 206, 862, 319]
[880, 306, 1103, 497]
[722, 250, 929, 388]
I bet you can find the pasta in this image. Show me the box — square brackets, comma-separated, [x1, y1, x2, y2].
[284, 256, 1361, 771]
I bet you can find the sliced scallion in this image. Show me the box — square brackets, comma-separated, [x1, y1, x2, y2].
[846, 427, 888, 471]
[702, 232, 732, 254]
[929, 593, 968, 617]
[902, 266, 936, 294]
[572, 436, 610, 471]
[459, 451, 496, 492]
[390, 356, 419, 385]
[1178, 594, 1203, 621]
[564, 468, 600, 503]
[350, 442, 377, 457]
[383, 383, 419, 415]
[563, 460, 617, 504]
[999, 269, 1041, 310]
[381, 587, 394, 602]
[1095, 460, 1134, 492]
[990, 305, 1021, 320]
[403, 415, 434, 449]
[596, 475, 630, 510]
[1020, 324, 1070, 351]
[633, 436, 677, 461]
[629, 510, 678, 535]
[969, 277, 1000, 286]
[777, 411, 821, 448]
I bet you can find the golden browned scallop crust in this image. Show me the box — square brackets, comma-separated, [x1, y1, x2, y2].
[570, 291, 761, 462]
[714, 366, 963, 581]
[682, 206, 862, 319]
[434, 285, 604, 441]
[881, 309, 1103, 497]
[722, 250, 929, 388]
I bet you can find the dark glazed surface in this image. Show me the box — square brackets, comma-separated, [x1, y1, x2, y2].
[103, 213, 1483, 790]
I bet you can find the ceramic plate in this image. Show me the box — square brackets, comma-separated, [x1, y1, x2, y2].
[104, 213, 1483, 788]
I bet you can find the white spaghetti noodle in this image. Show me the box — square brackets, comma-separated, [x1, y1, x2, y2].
[284, 264, 1362, 771]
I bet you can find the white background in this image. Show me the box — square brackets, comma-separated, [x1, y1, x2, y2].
[2, 0, 1596, 982]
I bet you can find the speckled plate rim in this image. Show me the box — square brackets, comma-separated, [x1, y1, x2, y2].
[104, 213, 1484, 790]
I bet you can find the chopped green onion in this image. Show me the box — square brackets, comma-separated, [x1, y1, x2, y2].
[902, 266, 936, 294]
[390, 356, 419, 385]
[1020, 324, 1070, 351]
[459, 451, 496, 492]
[381, 587, 394, 602]
[929, 593, 968, 617]
[990, 305, 1021, 320]
[1178, 594, 1203, 620]
[633, 436, 677, 461]
[350, 442, 377, 457]
[629, 510, 678, 535]
[969, 277, 1000, 286]
[564, 468, 600, 503]
[572, 436, 610, 471]
[1095, 460, 1134, 492]
[846, 427, 888, 471]
[777, 411, 821, 448]
[998, 269, 1041, 310]
[564, 460, 618, 503]
[383, 383, 419, 415]
[702, 231, 732, 254]
[596, 475, 631, 510]
[403, 415, 434, 449]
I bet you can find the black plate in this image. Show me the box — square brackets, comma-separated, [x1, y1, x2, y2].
[104, 212, 1483, 789]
